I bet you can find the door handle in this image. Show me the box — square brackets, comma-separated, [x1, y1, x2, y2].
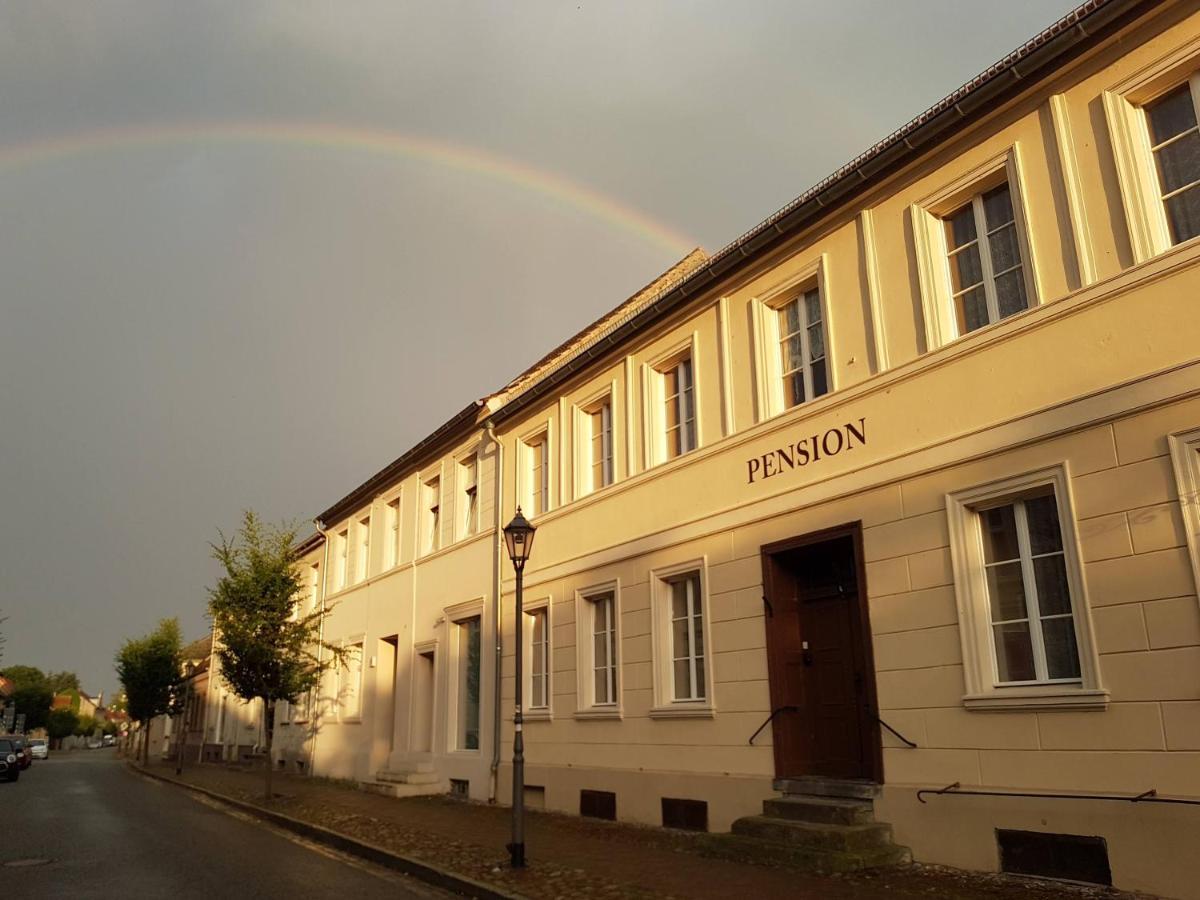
[802, 640, 812, 667]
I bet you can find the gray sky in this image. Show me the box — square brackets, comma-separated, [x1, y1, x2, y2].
[0, 1, 1080, 699]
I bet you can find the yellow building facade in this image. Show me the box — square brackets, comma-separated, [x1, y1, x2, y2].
[280, 2, 1200, 894]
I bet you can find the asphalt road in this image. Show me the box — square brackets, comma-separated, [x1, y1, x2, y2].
[3, 750, 451, 899]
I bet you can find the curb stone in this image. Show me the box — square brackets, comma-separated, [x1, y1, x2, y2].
[129, 763, 526, 900]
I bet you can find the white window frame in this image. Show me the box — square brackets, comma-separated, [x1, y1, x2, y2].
[355, 514, 371, 583]
[574, 580, 621, 719]
[946, 465, 1107, 711]
[649, 559, 715, 718]
[384, 493, 402, 570]
[910, 145, 1040, 350]
[574, 385, 616, 499]
[1169, 427, 1200, 597]
[518, 423, 552, 518]
[642, 333, 701, 468]
[338, 638, 365, 721]
[750, 254, 836, 421]
[335, 527, 349, 591]
[523, 597, 552, 721]
[1103, 37, 1200, 264]
[445, 598, 485, 753]
[457, 449, 480, 541]
[421, 471, 441, 556]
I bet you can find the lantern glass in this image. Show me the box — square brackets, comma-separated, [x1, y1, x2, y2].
[503, 509, 536, 565]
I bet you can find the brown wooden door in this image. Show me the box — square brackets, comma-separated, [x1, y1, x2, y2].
[762, 527, 880, 781]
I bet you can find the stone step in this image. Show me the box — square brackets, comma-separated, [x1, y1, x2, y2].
[763, 795, 874, 825]
[773, 776, 880, 800]
[376, 769, 440, 785]
[697, 832, 911, 874]
[362, 779, 445, 799]
[731, 815, 894, 853]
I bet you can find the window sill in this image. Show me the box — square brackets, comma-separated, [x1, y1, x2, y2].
[574, 707, 622, 721]
[649, 704, 715, 720]
[524, 708, 552, 722]
[338, 716, 363, 724]
[963, 688, 1109, 712]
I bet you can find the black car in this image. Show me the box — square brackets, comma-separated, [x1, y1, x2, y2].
[0, 739, 20, 782]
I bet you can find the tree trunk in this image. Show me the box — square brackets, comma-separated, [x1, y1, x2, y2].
[263, 698, 274, 802]
[141, 724, 149, 767]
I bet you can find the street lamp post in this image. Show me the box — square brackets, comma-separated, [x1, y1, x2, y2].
[502, 508, 536, 869]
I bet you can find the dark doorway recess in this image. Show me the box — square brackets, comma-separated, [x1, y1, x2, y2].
[761, 522, 882, 781]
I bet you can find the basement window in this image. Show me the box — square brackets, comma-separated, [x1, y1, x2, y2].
[661, 797, 708, 832]
[580, 789, 616, 821]
[997, 829, 1112, 886]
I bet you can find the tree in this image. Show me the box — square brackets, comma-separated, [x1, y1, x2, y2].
[208, 510, 343, 800]
[75, 714, 98, 737]
[0, 665, 48, 692]
[115, 619, 183, 766]
[10, 684, 53, 731]
[45, 671, 81, 694]
[46, 708, 79, 745]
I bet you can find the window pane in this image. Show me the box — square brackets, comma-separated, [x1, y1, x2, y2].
[1033, 555, 1072, 616]
[1165, 184, 1200, 244]
[981, 504, 1020, 562]
[993, 622, 1036, 682]
[810, 360, 828, 398]
[986, 561, 1028, 621]
[671, 614, 689, 655]
[1148, 85, 1197, 144]
[956, 286, 989, 334]
[993, 269, 1028, 320]
[781, 299, 801, 335]
[662, 368, 678, 396]
[671, 580, 688, 619]
[1154, 129, 1200, 194]
[694, 655, 705, 698]
[804, 290, 821, 325]
[982, 184, 1014, 230]
[461, 619, 481, 749]
[807, 322, 825, 361]
[948, 244, 984, 293]
[781, 335, 803, 372]
[532, 610, 545, 644]
[594, 668, 608, 703]
[673, 659, 691, 699]
[987, 223, 1022, 272]
[1041, 617, 1082, 680]
[593, 630, 607, 666]
[945, 204, 977, 248]
[784, 371, 805, 408]
[693, 613, 705, 660]
[664, 394, 680, 427]
[1024, 493, 1063, 554]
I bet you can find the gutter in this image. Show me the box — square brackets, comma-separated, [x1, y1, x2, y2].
[488, 0, 1152, 427]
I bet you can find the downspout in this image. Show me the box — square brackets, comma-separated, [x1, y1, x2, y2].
[308, 520, 332, 777]
[484, 417, 505, 803]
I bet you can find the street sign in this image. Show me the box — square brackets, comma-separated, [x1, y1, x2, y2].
[1, 705, 14, 732]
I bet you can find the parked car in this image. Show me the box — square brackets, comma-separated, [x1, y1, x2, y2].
[101, 734, 115, 747]
[85, 737, 102, 750]
[0, 739, 20, 781]
[3, 737, 32, 769]
[27, 738, 48, 760]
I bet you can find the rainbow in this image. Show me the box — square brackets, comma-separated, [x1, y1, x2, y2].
[0, 121, 697, 256]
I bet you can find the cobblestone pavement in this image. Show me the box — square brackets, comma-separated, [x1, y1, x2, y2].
[139, 758, 1155, 900]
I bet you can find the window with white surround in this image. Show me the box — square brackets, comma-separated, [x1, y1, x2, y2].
[777, 288, 829, 408]
[355, 515, 370, 583]
[910, 147, 1038, 349]
[1168, 427, 1200, 593]
[650, 561, 714, 716]
[575, 584, 619, 716]
[524, 602, 551, 716]
[522, 431, 550, 517]
[1145, 80, 1200, 245]
[456, 616, 481, 750]
[422, 476, 440, 554]
[384, 496, 401, 569]
[947, 466, 1106, 710]
[339, 641, 364, 719]
[942, 183, 1031, 335]
[459, 454, 479, 539]
[661, 355, 695, 460]
[336, 528, 349, 590]
[581, 397, 614, 495]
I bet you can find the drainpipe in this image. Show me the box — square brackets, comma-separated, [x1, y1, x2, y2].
[202, 622, 217, 763]
[484, 417, 505, 804]
[308, 520, 332, 777]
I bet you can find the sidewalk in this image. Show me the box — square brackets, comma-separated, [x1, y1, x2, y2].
[136, 759, 1147, 900]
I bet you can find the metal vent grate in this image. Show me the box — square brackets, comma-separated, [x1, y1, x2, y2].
[997, 829, 1112, 885]
[449, 778, 470, 798]
[661, 797, 708, 832]
[580, 789, 616, 820]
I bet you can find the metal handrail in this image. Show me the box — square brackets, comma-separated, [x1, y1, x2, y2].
[917, 782, 1200, 806]
[748, 705, 796, 745]
[877, 716, 917, 748]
